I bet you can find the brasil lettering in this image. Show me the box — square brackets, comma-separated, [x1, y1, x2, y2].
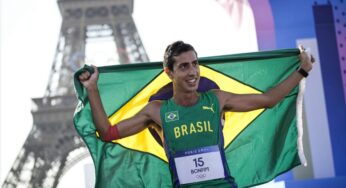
[174, 121, 213, 138]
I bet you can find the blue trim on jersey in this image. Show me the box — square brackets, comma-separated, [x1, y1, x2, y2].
[162, 122, 181, 187]
[174, 145, 220, 157]
[218, 118, 237, 187]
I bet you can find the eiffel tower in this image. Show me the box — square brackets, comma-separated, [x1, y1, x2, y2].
[2, 0, 148, 187]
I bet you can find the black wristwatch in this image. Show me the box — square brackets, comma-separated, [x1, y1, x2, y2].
[297, 67, 309, 77]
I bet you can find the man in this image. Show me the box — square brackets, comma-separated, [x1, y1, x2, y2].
[78, 41, 314, 187]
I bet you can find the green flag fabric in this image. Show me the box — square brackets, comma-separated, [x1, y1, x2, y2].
[73, 49, 306, 188]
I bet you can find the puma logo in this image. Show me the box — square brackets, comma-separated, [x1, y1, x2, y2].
[202, 104, 214, 113]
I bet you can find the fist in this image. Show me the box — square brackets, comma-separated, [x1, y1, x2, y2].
[78, 65, 99, 89]
[298, 46, 314, 72]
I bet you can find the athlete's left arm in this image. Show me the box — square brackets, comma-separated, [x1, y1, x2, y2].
[215, 48, 314, 112]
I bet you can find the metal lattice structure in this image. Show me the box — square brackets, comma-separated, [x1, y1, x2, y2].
[2, 0, 148, 187]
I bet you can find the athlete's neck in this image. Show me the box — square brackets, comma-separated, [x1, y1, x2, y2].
[173, 91, 199, 106]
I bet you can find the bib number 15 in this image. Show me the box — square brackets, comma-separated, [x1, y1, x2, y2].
[193, 157, 204, 167]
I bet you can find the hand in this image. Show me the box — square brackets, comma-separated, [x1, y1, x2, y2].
[298, 45, 315, 72]
[78, 65, 99, 90]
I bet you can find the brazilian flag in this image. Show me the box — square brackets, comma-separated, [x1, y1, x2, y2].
[73, 49, 306, 188]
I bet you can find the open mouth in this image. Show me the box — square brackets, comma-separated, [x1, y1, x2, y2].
[187, 78, 197, 84]
[186, 78, 199, 87]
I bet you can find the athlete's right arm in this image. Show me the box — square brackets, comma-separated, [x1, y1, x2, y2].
[78, 65, 160, 141]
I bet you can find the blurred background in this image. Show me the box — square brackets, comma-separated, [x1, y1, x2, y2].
[0, 0, 345, 187]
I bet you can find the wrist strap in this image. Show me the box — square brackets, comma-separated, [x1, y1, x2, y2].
[103, 125, 121, 142]
[297, 68, 309, 77]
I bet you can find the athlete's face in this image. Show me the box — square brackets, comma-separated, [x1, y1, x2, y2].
[167, 50, 200, 93]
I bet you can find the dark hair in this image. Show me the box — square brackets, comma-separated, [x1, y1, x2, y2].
[163, 41, 197, 71]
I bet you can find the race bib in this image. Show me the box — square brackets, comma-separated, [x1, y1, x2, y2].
[173, 145, 225, 185]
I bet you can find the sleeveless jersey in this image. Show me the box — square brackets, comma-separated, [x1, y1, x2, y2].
[160, 91, 236, 188]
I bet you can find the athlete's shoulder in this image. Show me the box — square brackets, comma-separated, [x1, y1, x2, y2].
[211, 89, 232, 98]
[143, 100, 164, 116]
[147, 100, 163, 108]
[208, 89, 227, 108]
[206, 89, 222, 97]
[137, 100, 163, 125]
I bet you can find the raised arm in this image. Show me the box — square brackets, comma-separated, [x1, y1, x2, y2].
[78, 65, 161, 141]
[216, 48, 314, 112]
